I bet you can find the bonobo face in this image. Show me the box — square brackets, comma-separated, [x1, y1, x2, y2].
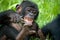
[24, 7, 37, 21]
[23, 7, 38, 25]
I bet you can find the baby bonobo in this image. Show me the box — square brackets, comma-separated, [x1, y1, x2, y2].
[15, 1, 45, 40]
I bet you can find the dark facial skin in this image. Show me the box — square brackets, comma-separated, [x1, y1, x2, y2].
[25, 7, 37, 19]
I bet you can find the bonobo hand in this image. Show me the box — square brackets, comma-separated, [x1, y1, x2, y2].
[16, 24, 36, 40]
[23, 24, 36, 35]
[10, 14, 23, 23]
[38, 29, 45, 40]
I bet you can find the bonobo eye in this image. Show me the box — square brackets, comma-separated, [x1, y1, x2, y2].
[33, 10, 37, 14]
[31, 9, 37, 14]
[25, 7, 31, 11]
[27, 9, 31, 12]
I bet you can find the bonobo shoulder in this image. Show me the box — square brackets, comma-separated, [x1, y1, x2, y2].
[0, 10, 16, 16]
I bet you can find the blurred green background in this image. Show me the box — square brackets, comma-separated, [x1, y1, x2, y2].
[0, 0, 60, 28]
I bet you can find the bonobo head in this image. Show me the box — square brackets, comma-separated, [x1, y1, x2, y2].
[16, 1, 39, 25]
[16, 1, 39, 20]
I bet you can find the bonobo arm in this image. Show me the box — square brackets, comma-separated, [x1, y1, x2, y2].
[32, 22, 45, 40]
[38, 29, 45, 40]
[1, 24, 35, 40]
[0, 27, 6, 40]
[0, 10, 21, 24]
[16, 25, 36, 40]
[1, 25, 19, 40]
[41, 26, 50, 38]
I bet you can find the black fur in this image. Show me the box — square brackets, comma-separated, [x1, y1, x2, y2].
[41, 14, 60, 40]
[0, 10, 20, 40]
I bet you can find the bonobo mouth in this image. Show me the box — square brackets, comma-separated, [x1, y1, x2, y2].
[24, 16, 33, 25]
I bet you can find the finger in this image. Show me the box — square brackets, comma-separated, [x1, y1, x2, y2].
[13, 16, 16, 22]
[29, 30, 36, 34]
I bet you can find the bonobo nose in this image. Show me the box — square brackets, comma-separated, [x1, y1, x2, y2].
[29, 12, 33, 16]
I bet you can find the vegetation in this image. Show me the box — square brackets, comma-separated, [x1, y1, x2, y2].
[32, 0, 60, 28]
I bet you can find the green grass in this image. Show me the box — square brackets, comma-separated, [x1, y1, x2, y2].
[31, 0, 59, 28]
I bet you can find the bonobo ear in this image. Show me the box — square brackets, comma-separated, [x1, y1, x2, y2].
[16, 4, 20, 10]
[16, 4, 22, 14]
